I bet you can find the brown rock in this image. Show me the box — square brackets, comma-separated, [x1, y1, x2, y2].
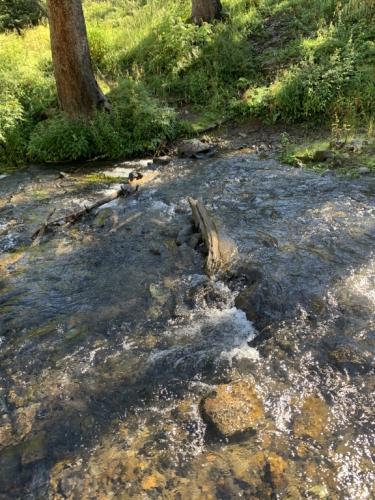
[15, 403, 41, 439]
[267, 452, 288, 488]
[0, 423, 13, 448]
[141, 472, 166, 490]
[293, 395, 329, 441]
[202, 380, 264, 437]
[153, 156, 171, 166]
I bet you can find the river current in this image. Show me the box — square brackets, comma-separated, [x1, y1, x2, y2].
[0, 152, 374, 498]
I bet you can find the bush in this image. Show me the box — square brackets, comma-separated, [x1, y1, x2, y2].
[241, 0, 375, 125]
[0, 0, 46, 33]
[27, 80, 179, 163]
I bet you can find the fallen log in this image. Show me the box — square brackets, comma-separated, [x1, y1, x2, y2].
[187, 197, 237, 277]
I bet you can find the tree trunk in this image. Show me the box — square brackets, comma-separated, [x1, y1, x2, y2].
[192, 0, 222, 24]
[47, 0, 109, 118]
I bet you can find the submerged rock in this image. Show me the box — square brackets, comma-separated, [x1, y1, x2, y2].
[327, 341, 373, 373]
[93, 208, 113, 228]
[176, 224, 194, 246]
[0, 423, 13, 448]
[266, 452, 288, 489]
[202, 380, 264, 437]
[293, 395, 330, 442]
[15, 403, 41, 440]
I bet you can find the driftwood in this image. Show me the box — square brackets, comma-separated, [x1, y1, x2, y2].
[30, 184, 133, 243]
[187, 197, 237, 277]
[30, 170, 159, 244]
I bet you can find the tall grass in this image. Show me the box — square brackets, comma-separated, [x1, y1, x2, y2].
[0, 0, 374, 166]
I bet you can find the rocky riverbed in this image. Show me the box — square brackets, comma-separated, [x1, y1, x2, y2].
[0, 145, 374, 498]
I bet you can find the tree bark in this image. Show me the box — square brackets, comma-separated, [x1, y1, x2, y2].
[47, 0, 109, 118]
[192, 0, 222, 24]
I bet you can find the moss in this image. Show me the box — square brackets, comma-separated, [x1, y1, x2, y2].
[281, 134, 375, 176]
[79, 172, 128, 185]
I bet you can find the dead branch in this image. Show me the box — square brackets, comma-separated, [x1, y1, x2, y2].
[30, 184, 134, 242]
[30, 170, 159, 244]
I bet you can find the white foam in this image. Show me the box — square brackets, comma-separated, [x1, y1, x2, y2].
[150, 200, 176, 219]
[152, 305, 258, 368]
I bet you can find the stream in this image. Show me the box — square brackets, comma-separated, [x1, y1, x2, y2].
[0, 151, 374, 498]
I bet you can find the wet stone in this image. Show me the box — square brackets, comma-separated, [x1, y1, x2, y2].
[202, 380, 264, 437]
[153, 156, 171, 166]
[266, 452, 288, 489]
[0, 422, 13, 448]
[293, 395, 330, 442]
[357, 167, 370, 175]
[21, 432, 46, 465]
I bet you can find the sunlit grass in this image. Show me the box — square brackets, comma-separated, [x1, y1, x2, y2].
[0, 0, 374, 164]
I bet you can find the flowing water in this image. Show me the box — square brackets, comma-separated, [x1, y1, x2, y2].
[0, 152, 374, 499]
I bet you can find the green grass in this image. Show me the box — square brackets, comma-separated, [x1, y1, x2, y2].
[0, 0, 374, 167]
[280, 133, 375, 177]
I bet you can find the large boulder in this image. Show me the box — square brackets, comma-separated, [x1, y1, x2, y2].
[202, 380, 264, 437]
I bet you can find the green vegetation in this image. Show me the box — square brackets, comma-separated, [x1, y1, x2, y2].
[280, 132, 375, 177]
[0, 0, 46, 33]
[0, 0, 374, 167]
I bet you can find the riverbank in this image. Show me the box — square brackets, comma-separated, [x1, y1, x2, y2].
[1, 0, 374, 166]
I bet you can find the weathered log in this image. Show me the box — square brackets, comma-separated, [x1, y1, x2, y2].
[187, 197, 237, 277]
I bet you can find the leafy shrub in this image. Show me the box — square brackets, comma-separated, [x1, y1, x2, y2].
[27, 80, 179, 163]
[0, 0, 46, 33]
[0, 93, 26, 164]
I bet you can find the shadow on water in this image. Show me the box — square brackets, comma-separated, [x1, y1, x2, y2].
[0, 153, 374, 496]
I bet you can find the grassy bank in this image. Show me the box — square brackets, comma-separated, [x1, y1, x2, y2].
[0, 0, 374, 166]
